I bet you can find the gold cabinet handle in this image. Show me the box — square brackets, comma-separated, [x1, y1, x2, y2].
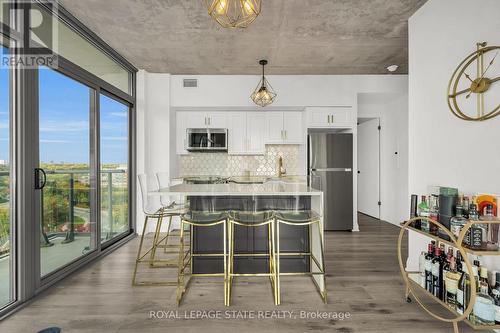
[330, 115, 334, 123]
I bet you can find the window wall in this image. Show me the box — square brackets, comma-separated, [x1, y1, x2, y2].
[0, 43, 12, 309]
[39, 68, 95, 277]
[0, 1, 136, 315]
[100, 94, 129, 243]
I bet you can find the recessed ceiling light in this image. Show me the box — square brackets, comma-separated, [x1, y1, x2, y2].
[387, 65, 399, 72]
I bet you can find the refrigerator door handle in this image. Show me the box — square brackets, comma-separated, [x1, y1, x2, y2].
[310, 168, 352, 172]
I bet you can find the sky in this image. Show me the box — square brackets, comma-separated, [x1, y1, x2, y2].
[0, 45, 128, 165]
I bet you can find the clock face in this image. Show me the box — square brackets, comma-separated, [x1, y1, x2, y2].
[448, 43, 500, 121]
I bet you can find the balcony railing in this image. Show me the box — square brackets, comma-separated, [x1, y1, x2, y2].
[0, 169, 128, 257]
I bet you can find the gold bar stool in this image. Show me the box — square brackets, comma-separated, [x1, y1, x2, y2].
[132, 174, 185, 286]
[275, 210, 327, 304]
[155, 172, 189, 258]
[227, 211, 278, 306]
[177, 211, 228, 306]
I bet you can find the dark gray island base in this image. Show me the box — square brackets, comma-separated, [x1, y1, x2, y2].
[189, 196, 312, 274]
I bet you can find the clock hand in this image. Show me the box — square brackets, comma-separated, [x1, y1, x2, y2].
[478, 50, 499, 81]
[450, 87, 471, 98]
[464, 72, 474, 83]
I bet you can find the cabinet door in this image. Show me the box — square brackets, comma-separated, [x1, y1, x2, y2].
[283, 111, 303, 144]
[265, 112, 284, 144]
[207, 112, 227, 128]
[227, 112, 247, 155]
[186, 112, 208, 128]
[306, 107, 353, 128]
[246, 113, 266, 154]
[176, 112, 188, 154]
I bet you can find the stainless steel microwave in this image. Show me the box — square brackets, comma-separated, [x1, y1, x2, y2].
[186, 128, 228, 152]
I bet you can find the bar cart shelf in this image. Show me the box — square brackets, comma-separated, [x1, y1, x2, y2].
[398, 217, 500, 333]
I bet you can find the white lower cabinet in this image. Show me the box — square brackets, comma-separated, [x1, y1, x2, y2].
[227, 112, 265, 155]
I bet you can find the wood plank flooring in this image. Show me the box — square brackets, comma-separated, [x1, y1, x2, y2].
[0, 214, 480, 333]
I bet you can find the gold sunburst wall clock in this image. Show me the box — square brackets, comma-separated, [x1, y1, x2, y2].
[447, 42, 500, 121]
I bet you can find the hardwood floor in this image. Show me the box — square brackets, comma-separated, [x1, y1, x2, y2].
[0, 214, 479, 333]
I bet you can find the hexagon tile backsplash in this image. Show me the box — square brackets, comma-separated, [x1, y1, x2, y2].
[180, 145, 300, 177]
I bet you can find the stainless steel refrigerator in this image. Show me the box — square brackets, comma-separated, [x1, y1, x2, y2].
[308, 132, 353, 231]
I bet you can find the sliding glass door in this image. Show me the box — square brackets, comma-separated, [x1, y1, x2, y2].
[0, 43, 13, 308]
[99, 94, 129, 243]
[38, 68, 96, 277]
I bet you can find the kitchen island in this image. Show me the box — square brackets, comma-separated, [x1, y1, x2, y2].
[149, 181, 325, 297]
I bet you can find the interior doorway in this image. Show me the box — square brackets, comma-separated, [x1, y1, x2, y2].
[357, 118, 381, 219]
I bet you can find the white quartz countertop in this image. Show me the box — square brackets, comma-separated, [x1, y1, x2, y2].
[149, 182, 322, 196]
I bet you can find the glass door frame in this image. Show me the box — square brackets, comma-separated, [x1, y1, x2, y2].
[0, 0, 137, 318]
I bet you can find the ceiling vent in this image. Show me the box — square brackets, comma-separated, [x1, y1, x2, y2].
[183, 78, 198, 88]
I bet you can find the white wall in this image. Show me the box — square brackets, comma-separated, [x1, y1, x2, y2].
[358, 92, 409, 226]
[407, 0, 500, 269]
[171, 75, 408, 108]
[136, 71, 171, 234]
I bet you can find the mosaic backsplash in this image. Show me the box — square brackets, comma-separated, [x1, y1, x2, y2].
[180, 145, 300, 177]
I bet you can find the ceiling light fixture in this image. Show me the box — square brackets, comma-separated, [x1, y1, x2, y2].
[387, 64, 399, 72]
[204, 0, 261, 28]
[251, 59, 276, 107]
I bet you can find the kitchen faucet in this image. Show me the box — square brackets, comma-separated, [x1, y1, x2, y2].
[278, 156, 287, 178]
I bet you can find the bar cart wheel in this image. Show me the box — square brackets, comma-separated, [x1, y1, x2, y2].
[406, 296, 412, 303]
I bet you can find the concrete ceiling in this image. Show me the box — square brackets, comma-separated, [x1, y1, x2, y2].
[59, 0, 427, 75]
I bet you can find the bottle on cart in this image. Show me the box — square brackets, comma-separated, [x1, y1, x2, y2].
[429, 195, 440, 235]
[410, 194, 420, 229]
[463, 196, 470, 218]
[457, 266, 468, 314]
[419, 251, 427, 288]
[469, 266, 480, 321]
[473, 266, 496, 326]
[456, 251, 463, 273]
[432, 244, 445, 300]
[425, 241, 435, 293]
[467, 204, 485, 250]
[482, 204, 499, 250]
[450, 205, 467, 240]
[491, 272, 500, 324]
[418, 196, 430, 232]
[445, 257, 462, 309]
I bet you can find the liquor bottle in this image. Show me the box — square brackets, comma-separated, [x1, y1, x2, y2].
[425, 242, 435, 293]
[491, 272, 500, 324]
[419, 251, 427, 288]
[467, 204, 485, 250]
[463, 196, 471, 218]
[457, 267, 468, 314]
[482, 204, 499, 250]
[410, 194, 420, 229]
[418, 196, 430, 232]
[429, 195, 440, 235]
[432, 245, 445, 300]
[450, 205, 467, 240]
[469, 266, 480, 321]
[456, 251, 463, 273]
[445, 257, 461, 309]
[474, 266, 496, 326]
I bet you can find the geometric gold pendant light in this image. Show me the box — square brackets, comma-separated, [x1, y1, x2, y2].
[251, 60, 277, 107]
[204, 0, 261, 29]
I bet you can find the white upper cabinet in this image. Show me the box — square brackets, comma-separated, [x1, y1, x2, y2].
[246, 113, 266, 154]
[176, 112, 188, 155]
[283, 112, 303, 143]
[265, 111, 304, 144]
[265, 112, 284, 144]
[227, 112, 266, 155]
[207, 112, 227, 128]
[185, 112, 228, 128]
[227, 112, 247, 154]
[306, 106, 353, 128]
